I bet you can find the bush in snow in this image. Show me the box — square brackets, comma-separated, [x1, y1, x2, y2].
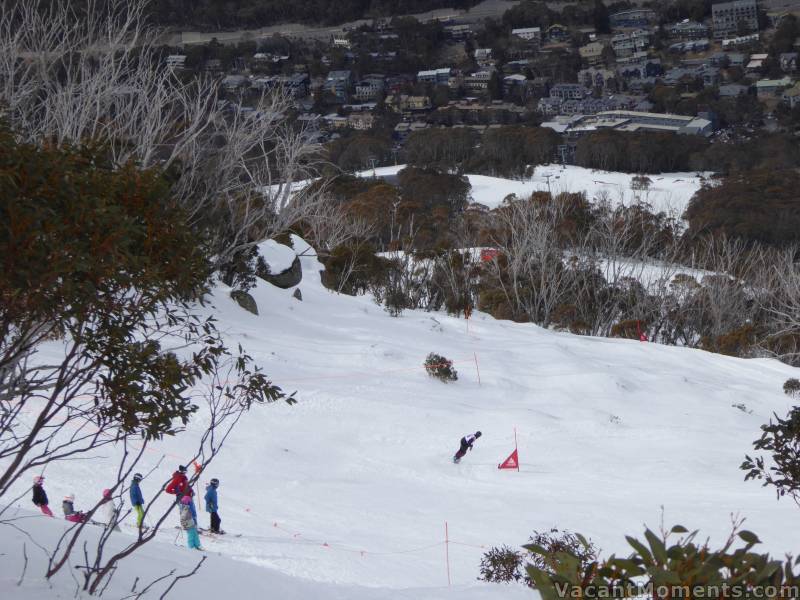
[526, 528, 598, 578]
[320, 242, 390, 296]
[742, 405, 800, 505]
[219, 246, 260, 291]
[478, 287, 516, 321]
[610, 319, 644, 340]
[551, 303, 591, 335]
[479, 528, 597, 588]
[784, 378, 800, 398]
[424, 353, 458, 382]
[701, 324, 758, 358]
[630, 174, 652, 191]
[430, 251, 476, 317]
[478, 545, 526, 585]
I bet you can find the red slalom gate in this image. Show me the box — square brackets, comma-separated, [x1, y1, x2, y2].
[498, 428, 520, 471]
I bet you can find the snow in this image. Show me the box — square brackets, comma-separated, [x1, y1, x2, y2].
[596, 256, 712, 287]
[259, 238, 297, 273]
[2, 512, 526, 599]
[3, 235, 798, 598]
[360, 164, 711, 216]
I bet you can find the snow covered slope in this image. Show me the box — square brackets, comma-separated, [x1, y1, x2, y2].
[1, 508, 529, 599]
[361, 165, 710, 215]
[3, 237, 797, 597]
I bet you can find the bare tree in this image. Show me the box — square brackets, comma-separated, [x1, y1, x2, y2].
[174, 97, 326, 266]
[1, 2, 302, 581]
[693, 237, 764, 344]
[757, 246, 800, 363]
[487, 195, 577, 327]
[0, 0, 214, 167]
[0, 0, 325, 267]
[574, 195, 683, 338]
[42, 346, 292, 595]
[296, 195, 376, 256]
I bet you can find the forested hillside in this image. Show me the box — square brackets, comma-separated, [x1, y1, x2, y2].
[147, 0, 481, 28]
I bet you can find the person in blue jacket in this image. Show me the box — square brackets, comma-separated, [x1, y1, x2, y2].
[130, 473, 145, 528]
[204, 478, 222, 534]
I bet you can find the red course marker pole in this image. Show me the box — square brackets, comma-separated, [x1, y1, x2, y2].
[445, 521, 451, 586]
[514, 427, 519, 472]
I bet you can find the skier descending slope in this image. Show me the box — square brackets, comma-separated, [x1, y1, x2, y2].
[453, 431, 482, 464]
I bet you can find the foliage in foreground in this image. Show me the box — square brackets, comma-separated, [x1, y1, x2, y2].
[742, 405, 800, 507]
[479, 528, 598, 587]
[784, 379, 800, 399]
[0, 130, 296, 593]
[513, 521, 799, 600]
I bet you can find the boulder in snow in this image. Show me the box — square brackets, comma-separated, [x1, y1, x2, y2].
[230, 290, 259, 315]
[259, 255, 302, 289]
[257, 240, 302, 289]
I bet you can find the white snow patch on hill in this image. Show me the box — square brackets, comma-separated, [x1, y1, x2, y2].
[361, 165, 711, 216]
[3, 236, 797, 597]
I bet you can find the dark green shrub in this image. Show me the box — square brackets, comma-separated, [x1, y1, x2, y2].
[525, 522, 799, 600]
[478, 545, 526, 585]
[424, 353, 458, 382]
[610, 319, 643, 340]
[742, 405, 800, 504]
[479, 528, 598, 588]
[701, 324, 758, 357]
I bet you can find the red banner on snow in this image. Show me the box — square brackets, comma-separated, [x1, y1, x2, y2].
[498, 449, 519, 471]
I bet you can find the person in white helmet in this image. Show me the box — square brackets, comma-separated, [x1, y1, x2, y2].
[100, 488, 121, 531]
[62, 494, 87, 523]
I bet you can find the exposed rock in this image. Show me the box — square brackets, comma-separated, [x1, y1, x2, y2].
[230, 290, 258, 315]
[259, 255, 302, 289]
[292, 288, 303, 301]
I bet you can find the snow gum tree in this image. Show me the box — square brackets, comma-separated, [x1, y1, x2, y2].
[0, 0, 325, 277]
[742, 407, 800, 508]
[0, 131, 294, 593]
[521, 522, 799, 600]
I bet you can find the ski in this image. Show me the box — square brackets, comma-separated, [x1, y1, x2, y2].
[199, 528, 241, 538]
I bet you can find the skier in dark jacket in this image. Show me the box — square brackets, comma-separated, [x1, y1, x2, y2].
[453, 431, 482, 463]
[130, 473, 145, 528]
[204, 478, 222, 534]
[32, 475, 53, 517]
